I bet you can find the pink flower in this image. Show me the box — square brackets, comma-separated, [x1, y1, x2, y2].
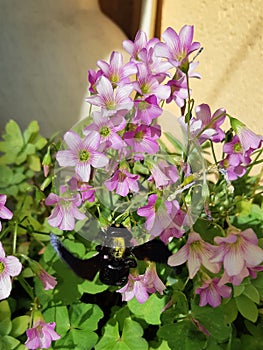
[0, 242, 22, 300]
[211, 228, 263, 278]
[142, 263, 166, 295]
[137, 194, 173, 238]
[219, 158, 246, 181]
[247, 265, 263, 279]
[117, 264, 166, 303]
[45, 193, 86, 231]
[123, 30, 157, 61]
[29, 260, 57, 290]
[155, 25, 200, 68]
[237, 127, 262, 153]
[230, 117, 263, 153]
[67, 177, 95, 202]
[84, 111, 126, 150]
[117, 274, 149, 303]
[38, 270, 57, 290]
[0, 194, 13, 231]
[133, 63, 171, 100]
[180, 104, 226, 144]
[223, 135, 251, 166]
[195, 277, 232, 308]
[97, 51, 137, 85]
[124, 124, 161, 154]
[134, 95, 163, 125]
[218, 267, 250, 286]
[56, 131, 108, 182]
[139, 44, 173, 78]
[166, 75, 189, 107]
[188, 61, 201, 79]
[168, 232, 220, 279]
[220, 128, 261, 181]
[86, 76, 134, 115]
[159, 201, 188, 244]
[88, 69, 102, 93]
[149, 159, 179, 189]
[138, 196, 188, 243]
[195, 104, 226, 143]
[104, 168, 139, 197]
[25, 321, 60, 349]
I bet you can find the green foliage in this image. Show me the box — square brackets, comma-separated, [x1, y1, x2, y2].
[158, 321, 207, 350]
[0, 301, 29, 349]
[0, 120, 47, 196]
[0, 114, 262, 350]
[95, 318, 148, 350]
[43, 303, 103, 349]
[128, 294, 167, 325]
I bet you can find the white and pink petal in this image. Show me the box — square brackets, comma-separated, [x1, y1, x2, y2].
[0, 273, 12, 299]
[4, 256, 22, 276]
[168, 245, 189, 267]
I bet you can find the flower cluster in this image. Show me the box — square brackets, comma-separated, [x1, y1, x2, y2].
[220, 118, 262, 181]
[45, 24, 262, 309]
[0, 24, 262, 349]
[46, 25, 205, 240]
[0, 195, 59, 349]
[117, 263, 166, 303]
[168, 228, 263, 307]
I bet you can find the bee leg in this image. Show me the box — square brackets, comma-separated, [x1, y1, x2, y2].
[125, 257, 137, 268]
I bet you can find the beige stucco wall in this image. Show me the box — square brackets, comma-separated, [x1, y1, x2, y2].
[160, 0, 263, 135]
[0, 0, 127, 136]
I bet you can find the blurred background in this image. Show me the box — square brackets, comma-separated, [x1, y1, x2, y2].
[0, 0, 262, 137]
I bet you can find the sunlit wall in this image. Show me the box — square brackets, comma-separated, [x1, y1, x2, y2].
[160, 0, 263, 135]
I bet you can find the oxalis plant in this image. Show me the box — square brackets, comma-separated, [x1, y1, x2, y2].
[0, 25, 263, 350]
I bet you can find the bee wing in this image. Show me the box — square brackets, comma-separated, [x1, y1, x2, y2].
[50, 233, 102, 281]
[132, 239, 171, 264]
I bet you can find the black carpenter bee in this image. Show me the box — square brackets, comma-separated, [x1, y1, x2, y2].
[50, 226, 171, 286]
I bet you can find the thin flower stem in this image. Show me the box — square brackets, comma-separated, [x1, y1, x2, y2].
[186, 72, 191, 111]
[18, 224, 51, 236]
[88, 103, 92, 118]
[246, 148, 263, 176]
[0, 224, 11, 240]
[17, 276, 35, 301]
[210, 140, 218, 164]
[12, 221, 18, 255]
[181, 277, 190, 291]
[185, 72, 192, 142]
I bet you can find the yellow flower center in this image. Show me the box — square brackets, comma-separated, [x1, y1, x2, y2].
[0, 261, 5, 274]
[118, 171, 126, 182]
[138, 101, 147, 111]
[190, 240, 202, 252]
[111, 73, 119, 83]
[105, 101, 116, 110]
[134, 131, 144, 141]
[223, 158, 229, 168]
[78, 150, 90, 162]
[141, 83, 150, 94]
[234, 143, 242, 153]
[100, 126, 110, 138]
